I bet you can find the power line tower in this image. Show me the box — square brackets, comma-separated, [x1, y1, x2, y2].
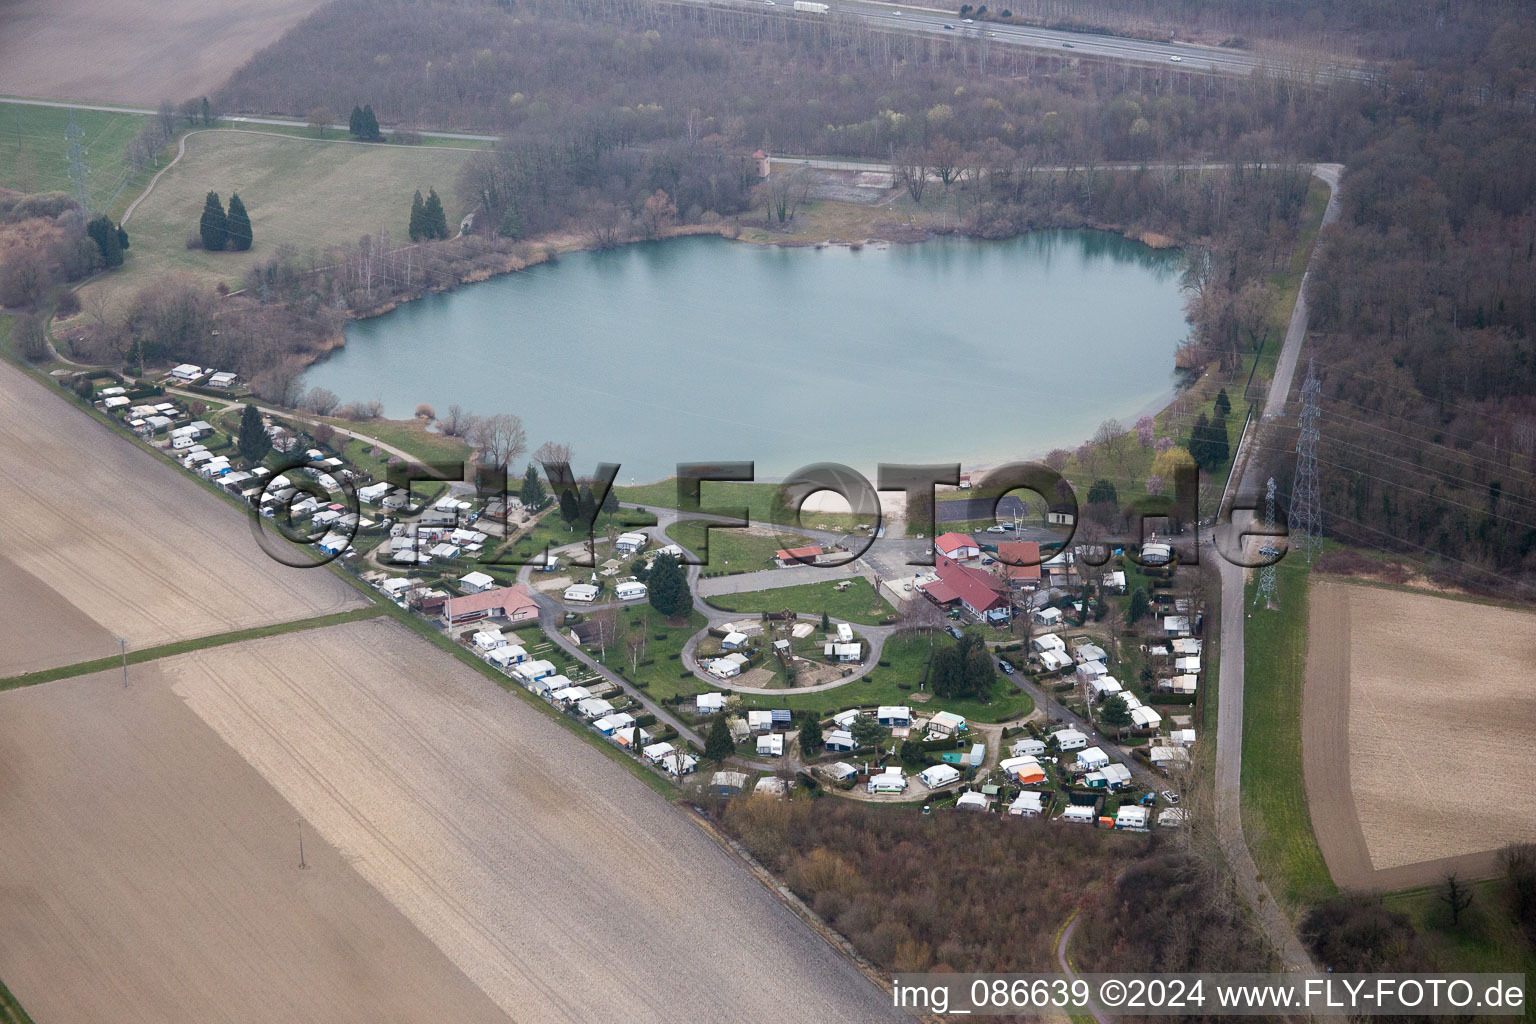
[1290, 359, 1322, 563]
[1255, 477, 1279, 609]
[65, 108, 91, 215]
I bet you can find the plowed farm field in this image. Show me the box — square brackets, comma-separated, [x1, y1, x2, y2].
[0, 617, 899, 1023]
[0, 359, 362, 677]
[1304, 580, 1536, 889]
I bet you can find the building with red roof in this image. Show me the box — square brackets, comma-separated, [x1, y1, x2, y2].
[934, 532, 980, 560]
[442, 584, 539, 627]
[995, 541, 1042, 588]
[773, 545, 824, 567]
[919, 555, 1011, 622]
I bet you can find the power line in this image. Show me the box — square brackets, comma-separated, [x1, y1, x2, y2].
[1255, 476, 1279, 609]
[1289, 358, 1321, 564]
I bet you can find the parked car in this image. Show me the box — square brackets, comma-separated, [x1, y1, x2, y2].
[1161, 790, 1181, 804]
[943, 23, 954, 29]
[1169, 55, 1183, 61]
[948, 626, 964, 639]
[986, 525, 1008, 533]
[998, 660, 1015, 675]
[1062, 41, 1074, 47]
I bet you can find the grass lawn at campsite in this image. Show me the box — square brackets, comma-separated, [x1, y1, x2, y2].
[77, 130, 473, 314]
[595, 609, 709, 703]
[664, 519, 814, 571]
[738, 631, 1034, 724]
[1242, 561, 1335, 910]
[614, 479, 865, 532]
[707, 577, 892, 626]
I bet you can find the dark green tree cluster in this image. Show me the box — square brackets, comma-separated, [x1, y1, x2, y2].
[198, 192, 252, 251]
[797, 712, 823, 759]
[85, 215, 125, 268]
[409, 188, 450, 241]
[226, 194, 252, 251]
[705, 714, 734, 762]
[645, 552, 690, 618]
[348, 104, 382, 141]
[557, 488, 580, 530]
[929, 633, 996, 701]
[199, 192, 226, 251]
[236, 403, 271, 465]
[1188, 410, 1231, 471]
[1099, 693, 1133, 735]
[519, 464, 547, 510]
[1128, 587, 1151, 624]
[1087, 479, 1119, 506]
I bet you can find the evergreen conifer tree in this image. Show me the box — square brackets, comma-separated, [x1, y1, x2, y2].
[199, 191, 227, 251]
[237, 404, 271, 464]
[86, 215, 123, 267]
[423, 188, 449, 239]
[408, 189, 426, 241]
[705, 715, 733, 763]
[797, 712, 823, 759]
[225, 193, 252, 251]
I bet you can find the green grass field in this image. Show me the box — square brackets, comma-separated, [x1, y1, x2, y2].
[738, 630, 1034, 723]
[1241, 561, 1336, 910]
[706, 577, 892, 625]
[665, 519, 814, 571]
[0, 104, 152, 214]
[79, 130, 473, 313]
[1385, 880, 1536, 1009]
[614, 478, 865, 531]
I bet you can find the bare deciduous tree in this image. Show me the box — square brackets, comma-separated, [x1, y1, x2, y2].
[302, 387, 340, 416]
[468, 412, 528, 470]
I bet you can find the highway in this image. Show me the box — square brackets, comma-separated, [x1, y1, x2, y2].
[695, 0, 1364, 80]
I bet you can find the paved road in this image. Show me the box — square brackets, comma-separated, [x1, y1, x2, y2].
[669, 0, 1368, 81]
[1203, 164, 1345, 974]
[1258, 163, 1345, 426]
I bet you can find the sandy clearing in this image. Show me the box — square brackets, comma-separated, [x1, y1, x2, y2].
[0, 359, 362, 676]
[0, 662, 511, 1024]
[1304, 580, 1536, 889]
[0, 0, 327, 104]
[162, 618, 901, 1023]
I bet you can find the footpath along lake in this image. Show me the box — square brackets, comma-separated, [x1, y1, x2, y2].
[302, 230, 1190, 481]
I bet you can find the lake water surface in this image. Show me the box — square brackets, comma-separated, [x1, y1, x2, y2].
[303, 231, 1189, 482]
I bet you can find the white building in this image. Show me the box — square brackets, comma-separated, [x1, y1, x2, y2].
[615, 531, 649, 554]
[1076, 746, 1111, 771]
[1060, 804, 1097, 824]
[1010, 737, 1046, 758]
[876, 706, 912, 727]
[710, 653, 748, 678]
[720, 631, 749, 650]
[867, 769, 907, 794]
[564, 583, 600, 603]
[513, 659, 556, 684]
[1031, 633, 1066, 654]
[918, 764, 961, 790]
[459, 571, 497, 593]
[1008, 791, 1044, 817]
[696, 692, 726, 715]
[1115, 805, 1150, 830]
[615, 580, 647, 601]
[1130, 706, 1162, 731]
[955, 791, 990, 812]
[471, 628, 506, 651]
[927, 711, 967, 739]
[756, 733, 784, 757]
[1052, 728, 1088, 752]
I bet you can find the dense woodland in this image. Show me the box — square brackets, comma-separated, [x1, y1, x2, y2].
[712, 794, 1273, 978]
